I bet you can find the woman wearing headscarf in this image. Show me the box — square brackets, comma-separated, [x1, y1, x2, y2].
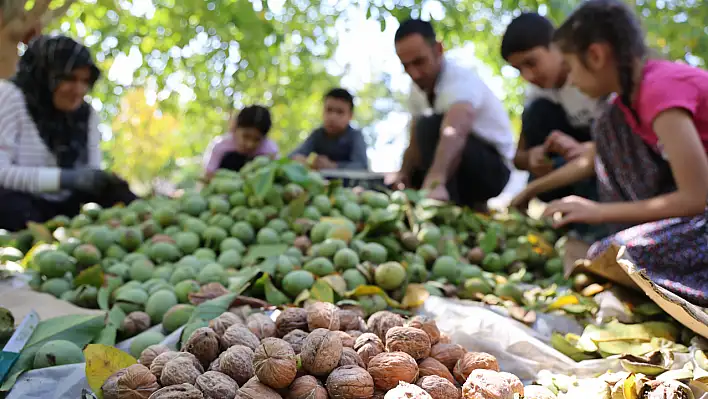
[0, 35, 135, 231]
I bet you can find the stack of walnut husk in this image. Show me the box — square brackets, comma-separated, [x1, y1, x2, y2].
[100, 301, 556, 399]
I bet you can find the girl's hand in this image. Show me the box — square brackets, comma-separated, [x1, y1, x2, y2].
[542, 195, 604, 227]
[0, 0, 75, 46]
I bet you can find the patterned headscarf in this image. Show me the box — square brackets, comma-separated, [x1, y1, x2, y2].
[12, 35, 100, 168]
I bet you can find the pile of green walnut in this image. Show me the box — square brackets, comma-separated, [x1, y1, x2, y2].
[102, 301, 557, 399]
[4, 157, 573, 326]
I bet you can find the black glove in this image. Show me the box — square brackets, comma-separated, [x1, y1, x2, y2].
[59, 169, 119, 193]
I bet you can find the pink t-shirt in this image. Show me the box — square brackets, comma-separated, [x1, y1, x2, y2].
[615, 60, 708, 154]
[203, 134, 279, 173]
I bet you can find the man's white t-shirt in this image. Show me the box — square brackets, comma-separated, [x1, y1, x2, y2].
[525, 82, 600, 128]
[407, 57, 516, 164]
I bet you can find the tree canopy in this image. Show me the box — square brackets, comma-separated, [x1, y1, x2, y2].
[45, 0, 707, 186]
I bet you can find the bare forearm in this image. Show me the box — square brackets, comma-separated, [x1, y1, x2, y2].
[425, 129, 466, 184]
[527, 146, 596, 196]
[600, 191, 706, 224]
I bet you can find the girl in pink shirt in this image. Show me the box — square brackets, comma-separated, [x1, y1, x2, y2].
[534, 0, 708, 305]
[202, 105, 279, 180]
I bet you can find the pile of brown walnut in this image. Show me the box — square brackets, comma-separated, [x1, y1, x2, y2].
[100, 301, 558, 399]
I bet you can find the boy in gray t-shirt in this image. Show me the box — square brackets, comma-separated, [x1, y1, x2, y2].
[290, 88, 368, 171]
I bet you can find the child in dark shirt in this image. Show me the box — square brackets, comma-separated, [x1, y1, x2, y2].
[290, 88, 368, 170]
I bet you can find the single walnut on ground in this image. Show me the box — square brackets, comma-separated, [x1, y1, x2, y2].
[275, 308, 309, 337]
[366, 311, 405, 343]
[307, 302, 341, 331]
[139, 345, 171, 369]
[333, 330, 356, 348]
[326, 365, 375, 399]
[195, 371, 239, 399]
[121, 312, 151, 337]
[385, 326, 432, 360]
[338, 309, 366, 331]
[461, 369, 512, 399]
[453, 352, 499, 384]
[222, 324, 260, 350]
[210, 312, 244, 336]
[430, 343, 466, 371]
[354, 333, 384, 368]
[301, 328, 344, 376]
[367, 352, 419, 391]
[283, 329, 309, 354]
[288, 375, 329, 399]
[219, 345, 255, 386]
[116, 364, 160, 399]
[148, 383, 204, 398]
[161, 356, 204, 386]
[253, 338, 298, 389]
[384, 382, 433, 399]
[339, 347, 365, 368]
[101, 368, 126, 399]
[407, 316, 441, 346]
[183, 327, 221, 369]
[498, 372, 523, 396]
[150, 352, 201, 382]
[247, 313, 277, 339]
[418, 358, 456, 384]
[236, 377, 283, 399]
[417, 376, 460, 399]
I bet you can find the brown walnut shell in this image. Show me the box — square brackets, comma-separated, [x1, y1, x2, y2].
[347, 330, 364, 340]
[498, 372, 523, 396]
[453, 352, 499, 384]
[354, 333, 384, 368]
[366, 311, 405, 343]
[222, 323, 261, 350]
[384, 382, 433, 399]
[338, 309, 366, 331]
[208, 357, 221, 372]
[418, 358, 456, 385]
[139, 345, 171, 369]
[438, 334, 452, 344]
[288, 375, 328, 399]
[367, 352, 419, 391]
[306, 301, 341, 331]
[461, 369, 512, 399]
[275, 308, 309, 337]
[417, 376, 461, 399]
[247, 313, 277, 340]
[407, 316, 441, 346]
[101, 368, 126, 399]
[116, 364, 160, 399]
[283, 329, 309, 354]
[182, 327, 221, 369]
[121, 312, 152, 337]
[300, 328, 343, 376]
[385, 326, 432, 360]
[150, 352, 201, 381]
[160, 356, 204, 386]
[334, 330, 356, 348]
[219, 345, 255, 386]
[195, 370, 239, 399]
[209, 312, 244, 336]
[148, 383, 204, 399]
[430, 343, 466, 371]
[236, 377, 283, 399]
[253, 338, 298, 389]
[326, 365, 375, 399]
[339, 347, 365, 368]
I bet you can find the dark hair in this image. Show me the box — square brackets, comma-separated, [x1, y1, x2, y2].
[500, 13, 555, 61]
[554, 0, 648, 113]
[236, 105, 272, 136]
[394, 19, 436, 45]
[324, 88, 354, 110]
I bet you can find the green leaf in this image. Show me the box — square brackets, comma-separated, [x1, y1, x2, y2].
[243, 244, 289, 264]
[93, 325, 117, 346]
[246, 164, 276, 199]
[97, 277, 122, 311]
[264, 277, 291, 306]
[187, 293, 239, 325]
[227, 267, 261, 294]
[106, 305, 126, 327]
[320, 275, 347, 297]
[294, 289, 311, 306]
[310, 279, 334, 303]
[73, 265, 104, 288]
[280, 163, 311, 185]
[480, 228, 498, 254]
[0, 314, 105, 392]
[285, 193, 308, 221]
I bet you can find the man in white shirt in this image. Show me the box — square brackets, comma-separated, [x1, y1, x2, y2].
[390, 19, 515, 211]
